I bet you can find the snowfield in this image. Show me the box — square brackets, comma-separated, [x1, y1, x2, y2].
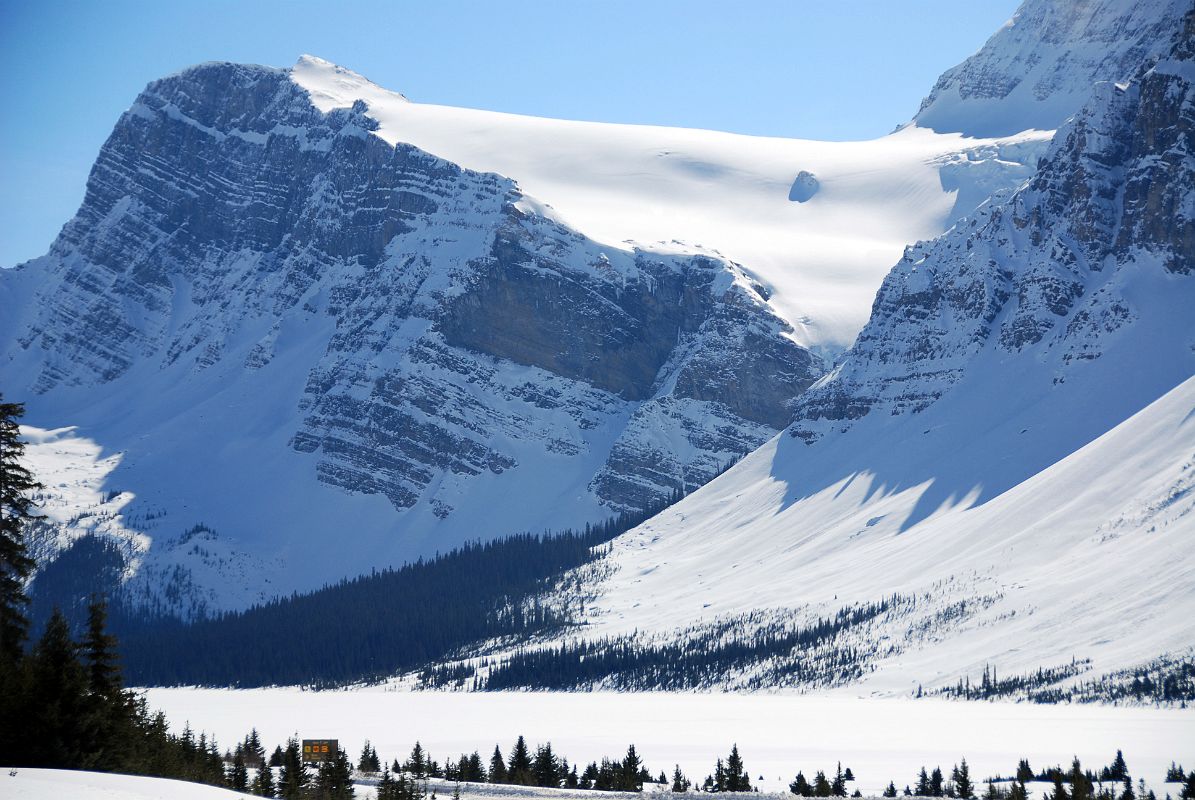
[291, 54, 1051, 354]
[141, 689, 1193, 796]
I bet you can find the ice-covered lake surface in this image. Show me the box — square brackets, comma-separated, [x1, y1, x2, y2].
[142, 689, 1194, 794]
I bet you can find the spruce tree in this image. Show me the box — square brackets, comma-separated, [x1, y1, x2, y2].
[278, 737, 310, 800]
[406, 742, 428, 778]
[508, 736, 533, 785]
[917, 769, 932, 796]
[885, 783, 898, 798]
[0, 397, 39, 665]
[931, 768, 945, 798]
[252, 758, 276, 797]
[532, 743, 560, 788]
[622, 744, 644, 791]
[955, 761, 974, 800]
[674, 765, 691, 792]
[27, 608, 90, 767]
[832, 763, 847, 797]
[315, 747, 355, 800]
[791, 772, 813, 796]
[814, 771, 833, 797]
[727, 745, 749, 792]
[231, 751, 250, 792]
[489, 745, 508, 783]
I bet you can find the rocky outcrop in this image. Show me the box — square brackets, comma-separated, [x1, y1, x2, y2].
[912, 0, 1189, 137]
[795, 8, 1195, 442]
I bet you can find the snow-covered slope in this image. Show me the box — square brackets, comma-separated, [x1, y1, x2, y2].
[912, 0, 1189, 137]
[541, 11, 1195, 694]
[0, 769, 256, 800]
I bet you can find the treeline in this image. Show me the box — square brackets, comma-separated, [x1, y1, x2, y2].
[470, 599, 894, 690]
[928, 657, 1195, 704]
[30, 487, 684, 688]
[378, 737, 658, 792]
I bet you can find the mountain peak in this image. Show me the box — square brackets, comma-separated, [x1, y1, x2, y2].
[290, 53, 408, 113]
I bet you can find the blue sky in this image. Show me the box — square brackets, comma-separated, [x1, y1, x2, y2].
[0, 0, 1019, 266]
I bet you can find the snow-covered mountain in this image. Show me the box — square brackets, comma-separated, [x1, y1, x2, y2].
[536, 9, 1195, 695]
[3, 0, 1186, 629]
[911, 0, 1190, 137]
[1, 41, 1053, 612]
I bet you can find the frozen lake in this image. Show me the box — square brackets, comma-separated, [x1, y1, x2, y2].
[142, 689, 1194, 795]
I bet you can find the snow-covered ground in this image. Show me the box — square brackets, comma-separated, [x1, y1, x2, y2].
[142, 689, 1193, 796]
[0, 768, 256, 800]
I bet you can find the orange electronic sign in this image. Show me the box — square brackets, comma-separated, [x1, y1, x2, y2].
[301, 739, 338, 764]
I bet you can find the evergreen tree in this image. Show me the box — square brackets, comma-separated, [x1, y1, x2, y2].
[814, 771, 833, 797]
[1017, 762, 1034, 784]
[885, 783, 899, 797]
[727, 745, 750, 792]
[791, 771, 813, 796]
[406, 742, 428, 778]
[674, 765, 691, 792]
[1109, 752, 1129, 783]
[80, 598, 131, 771]
[315, 747, 355, 800]
[1120, 777, 1135, 800]
[1009, 781, 1029, 800]
[1180, 772, 1195, 800]
[931, 768, 945, 798]
[252, 759, 276, 797]
[532, 743, 560, 788]
[359, 740, 381, 773]
[1070, 759, 1092, 800]
[269, 745, 285, 767]
[622, 744, 644, 791]
[278, 737, 310, 800]
[27, 608, 90, 767]
[231, 751, 250, 792]
[952, 761, 974, 800]
[1050, 775, 1070, 800]
[832, 762, 847, 797]
[489, 746, 508, 784]
[508, 737, 533, 785]
[0, 397, 39, 666]
[917, 769, 932, 796]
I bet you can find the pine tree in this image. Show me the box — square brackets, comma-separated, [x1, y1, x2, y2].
[0, 397, 38, 666]
[1070, 759, 1092, 800]
[815, 771, 833, 797]
[270, 745, 285, 767]
[1180, 772, 1195, 800]
[917, 769, 932, 796]
[791, 772, 813, 797]
[1009, 781, 1029, 800]
[489, 746, 508, 784]
[1017, 762, 1034, 784]
[1050, 775, 1070, 800]
[931, 768, 945, 798]
[674, 765, 691, 792]
[360, 741, 381, 773]
[80, 598, 132, 771]
[1110, 752, 1128, 782]
[885, 783, 899, 797]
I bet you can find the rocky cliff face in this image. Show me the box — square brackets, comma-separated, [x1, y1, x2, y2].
[912, 0, 1189, 137]
[0, 60, 820, 609]
[795, 8, 1195, 443]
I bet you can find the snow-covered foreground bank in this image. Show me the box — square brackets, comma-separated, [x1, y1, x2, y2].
[143, 690, 1194, 794]
[0, 768, 256, 799]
